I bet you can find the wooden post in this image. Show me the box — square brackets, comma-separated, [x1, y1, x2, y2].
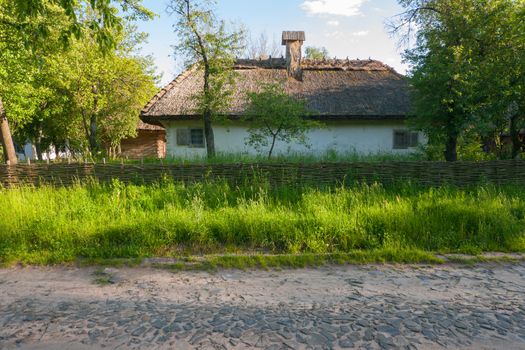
[27, 157, 30, 165]
[102, 158, 106, 165]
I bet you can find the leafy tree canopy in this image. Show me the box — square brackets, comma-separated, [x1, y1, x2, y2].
[244, 83, 319, 159]
[392, 0, 525, 160]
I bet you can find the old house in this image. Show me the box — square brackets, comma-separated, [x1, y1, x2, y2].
[141, 31, 419, 158]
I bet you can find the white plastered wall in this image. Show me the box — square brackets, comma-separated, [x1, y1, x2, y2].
[162, 120, 424, 159]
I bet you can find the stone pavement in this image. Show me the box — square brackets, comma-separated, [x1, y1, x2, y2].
[0, 263, 524, 349]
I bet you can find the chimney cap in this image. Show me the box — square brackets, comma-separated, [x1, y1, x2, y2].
[282, 31, 305, 45]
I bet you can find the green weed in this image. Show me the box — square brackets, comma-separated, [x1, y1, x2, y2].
[0, 179, 524, 265]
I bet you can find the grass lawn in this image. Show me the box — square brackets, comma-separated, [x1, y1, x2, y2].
[0, 179, 524, 266]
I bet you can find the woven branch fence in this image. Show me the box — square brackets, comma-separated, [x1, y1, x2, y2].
[1, 160, 525, 188]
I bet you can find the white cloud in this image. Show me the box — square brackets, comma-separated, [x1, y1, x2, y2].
[327, 20, 340, 27]
[351, 30, 369, 37]
[324, 30, 369, 41]
[301, 0, 368, 17]
[325, 30, 344, 38]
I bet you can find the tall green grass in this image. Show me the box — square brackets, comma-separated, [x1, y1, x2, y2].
[103, 150, 426, 165]
[0, 179, 524, 265]
[161, 151, 426, 164]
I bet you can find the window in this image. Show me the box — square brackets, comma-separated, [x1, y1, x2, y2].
[176, 128, 205, 148]
[190, 129, 205, 148]
[393, 130, 419, 149]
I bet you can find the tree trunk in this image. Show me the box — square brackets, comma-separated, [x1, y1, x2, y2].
[444, 133, 458, 162]
[35, 142, 43, 161]
[268, 135, 277, 159]
[0, 98, 18, 165]
[88, 113, 98, 154]
[510, 114, 521, 159]
[87, 85, 99, 155]
[203, 109, 215, 158]
[54, 144, 61, 160]
[35, 125, 44, 161]
[202, 63, 215, 158]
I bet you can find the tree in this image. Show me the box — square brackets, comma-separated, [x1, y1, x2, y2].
[0, 0, 152, 164]
[246, 32, 282, 59]
[62, 25, 158, 156]
[391, 0, 495, 161]
[479, 1, 525, 159]
[244, 83, 318, 159]
[168, 0, 245, 158]
[392, 0, 525, 161]
[305, 46, 329, 60]
[14, 23, 159, 158]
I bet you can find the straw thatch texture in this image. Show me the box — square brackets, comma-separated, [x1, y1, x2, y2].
[137, 120, 164, 131]
[141, 59, 410, 123]
[1, 161, 525, 188]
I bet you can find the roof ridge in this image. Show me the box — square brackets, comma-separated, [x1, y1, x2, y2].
[233, 58, 399, 73]
[141, 64, 198, 115]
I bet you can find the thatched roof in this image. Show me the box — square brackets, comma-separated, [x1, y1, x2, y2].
[141, 58, 410, 123]
[137, 120, 164, 131]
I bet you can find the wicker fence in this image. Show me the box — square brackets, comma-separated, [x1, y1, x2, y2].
[0, 160, 524, 188]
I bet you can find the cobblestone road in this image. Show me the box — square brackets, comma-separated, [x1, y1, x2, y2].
[1, 263, 524, 349]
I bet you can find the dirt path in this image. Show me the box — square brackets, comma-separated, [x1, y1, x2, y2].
[1, 263, 524, 349]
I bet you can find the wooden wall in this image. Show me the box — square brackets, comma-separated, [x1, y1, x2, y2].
[120, 130, 166, 159]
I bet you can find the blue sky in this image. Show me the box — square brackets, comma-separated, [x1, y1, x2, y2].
[136, 0, 407, 85]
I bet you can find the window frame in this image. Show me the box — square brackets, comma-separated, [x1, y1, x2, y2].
[393, 130, 419, 150]
[189, 128, 205, 148]
[176, 128, 206, 148]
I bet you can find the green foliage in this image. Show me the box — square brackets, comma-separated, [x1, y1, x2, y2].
[244, 83, 320, 158]
[2, 5, 158, 157]
[59, 24, 159, 154]
[399, 0, 485, 161]
[0, 0, 152, 125]
[0, 0, 65, 127]
[0, 180, 523, 265]
[478, 0, 525, 159]
[0, 0, 155, 161]
[395, 0, 525, 161]
[421, 130, 497, 161]
[305, 46, 329, 60]
[8, 0, 153, 51]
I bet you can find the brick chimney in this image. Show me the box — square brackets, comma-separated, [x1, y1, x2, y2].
[282, 31, 305, 81]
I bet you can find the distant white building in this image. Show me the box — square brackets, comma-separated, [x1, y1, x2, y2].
[15, 142, 69, 161]
[141, 31, 421, 158]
